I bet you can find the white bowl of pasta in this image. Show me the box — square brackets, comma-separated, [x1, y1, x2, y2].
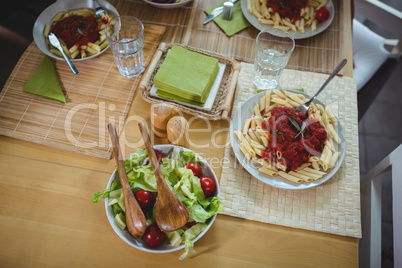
[143, 0, 193, 9]
[230, 89, 346, 190]
[33, 0, 119, 61]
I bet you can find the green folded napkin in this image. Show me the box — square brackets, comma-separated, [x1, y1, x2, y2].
[154, 45, 219, 104]
[205, 1, 251, 36]
[23, 56, 66, 103]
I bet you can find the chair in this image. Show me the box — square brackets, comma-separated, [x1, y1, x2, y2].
[353, 0, 402, 120]
[353, 0, 402, 91]
[359, 144, 402, 268]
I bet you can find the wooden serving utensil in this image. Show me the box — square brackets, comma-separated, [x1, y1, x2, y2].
[108, 123, 147, 238]
[138, 122, 189, 232]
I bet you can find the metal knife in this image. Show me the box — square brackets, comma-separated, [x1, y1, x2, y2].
[48, 33, 79, 75]
[203, 0, 239, 25]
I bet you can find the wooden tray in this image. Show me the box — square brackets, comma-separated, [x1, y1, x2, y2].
[139, 43, 241, 120]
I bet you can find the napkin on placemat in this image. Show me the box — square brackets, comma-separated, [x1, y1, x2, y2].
[154, 45, 219, 105]
[23, 56, 66, 103]
[205, 1, 250, 36]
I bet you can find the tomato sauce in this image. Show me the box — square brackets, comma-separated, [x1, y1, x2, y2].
[51, 14, 100, 49]
[266, 0, 308, 21]
[261, 107, 327, 171]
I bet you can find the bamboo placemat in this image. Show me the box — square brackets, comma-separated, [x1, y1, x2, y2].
[119, 0, 349, 76]
[219, 62, 361, 238]
[0, 24, 165, 159]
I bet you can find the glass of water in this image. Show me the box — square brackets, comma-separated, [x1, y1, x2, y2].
[105, 16, 145, 78]
[253, 28, 295, 90]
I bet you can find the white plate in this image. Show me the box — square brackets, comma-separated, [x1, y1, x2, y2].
[150, 62, 226, 111]
[240, 0, 334, 39]
[105, 144, 219, 253]
[33, 0, 119, 61]
[229, 89, 346, 190]
[143, 0, 193, 9]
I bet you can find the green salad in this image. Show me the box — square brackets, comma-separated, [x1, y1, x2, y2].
[93, 147, 224, 259]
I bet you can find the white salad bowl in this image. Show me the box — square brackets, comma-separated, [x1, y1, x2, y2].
[105, 144, 220, 253]
[33, 0, 119, 61]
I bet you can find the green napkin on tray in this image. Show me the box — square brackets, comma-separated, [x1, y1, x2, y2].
[205, 1, 251, 36]
[23, 56, 66, 103]
[154, 45, 219, 105]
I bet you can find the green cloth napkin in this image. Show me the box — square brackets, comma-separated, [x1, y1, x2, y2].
[154, 45, 219, 104]
[23, 56, 66, 103]
[205, 1, 251, 36]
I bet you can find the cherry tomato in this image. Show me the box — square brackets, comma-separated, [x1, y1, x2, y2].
[143, 224, 166, 247]
[135, 190, 155, 211]
[185, 162, 202, 177]
[155, 151, 166, 164]
[315, 6, 330, 22]
[186, 221, 198, 227]
[200, 176, 216, 196]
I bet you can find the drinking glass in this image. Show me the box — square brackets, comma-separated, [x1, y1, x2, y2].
[253, 28, 295, 89]
[105, 16, 145, 78]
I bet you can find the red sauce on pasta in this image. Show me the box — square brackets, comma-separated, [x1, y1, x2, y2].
[261, 107, 327, 171]
[266, 0, 308, 21]
[51, 14, 100, 49]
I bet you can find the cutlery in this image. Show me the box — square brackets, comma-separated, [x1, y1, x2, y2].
[138, 122, 189, 232]
[222, 1, 234, 20]
[203, 0, 238, 24]
[295, 59, 347, 115]
[94, 0, 107, 17]
[108, 123, 147, 238]
[48, 33, 79, 75]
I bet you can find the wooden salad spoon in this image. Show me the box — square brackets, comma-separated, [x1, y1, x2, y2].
[138, 122, 189, 232]
[108, 123, 147, 238]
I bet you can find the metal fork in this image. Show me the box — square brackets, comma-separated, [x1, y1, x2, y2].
[222, 0, 238, 20]
[94, 0, 107, 17]
[295, 59, 347, 115]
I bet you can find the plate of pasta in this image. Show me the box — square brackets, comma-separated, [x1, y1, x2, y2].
[241, 0, 334, 39]
[33, 0, 119, 61]
[143, 0, 193, 9]
[230, 89, 346, 189]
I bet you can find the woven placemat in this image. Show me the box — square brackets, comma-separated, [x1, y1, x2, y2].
[0, 24, 165, 159]
[219, 62, 361, 238]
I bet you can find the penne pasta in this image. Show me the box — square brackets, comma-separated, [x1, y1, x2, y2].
[45, 8, 113, 59]
[278, 171, 303, 183]
[248, 0, 328, 32]
[289, 171, 313, 182]
[235, 89, 341, 185]
[259, 167, 279, 177]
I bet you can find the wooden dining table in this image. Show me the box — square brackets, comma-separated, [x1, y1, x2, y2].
[0, 0, 359, 267]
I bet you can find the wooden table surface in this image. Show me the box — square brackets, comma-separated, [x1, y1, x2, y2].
[0, 0, 357, 267]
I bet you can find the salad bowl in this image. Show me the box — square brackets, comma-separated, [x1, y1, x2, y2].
[104, 144, 220, 255]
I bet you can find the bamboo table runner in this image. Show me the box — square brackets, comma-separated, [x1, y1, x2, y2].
[219, 62, 361, 238]
[118, 0, 349, 76]
[0, 24, 165, 159]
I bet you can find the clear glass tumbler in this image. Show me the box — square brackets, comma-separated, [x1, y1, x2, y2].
[105, 16, 145, 78]
[253, 28, 295, 90]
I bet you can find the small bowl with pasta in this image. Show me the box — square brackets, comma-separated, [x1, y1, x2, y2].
[143, 0, 193, 9]
[230, 89, 346, 190]
[33, 0, 119, 61]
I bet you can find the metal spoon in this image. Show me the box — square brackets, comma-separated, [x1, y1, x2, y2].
[48, 33, 79, 75]
[295, 59, 347, 115]
[108, 123, 147, 238]
[138, 122, 189, 232]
